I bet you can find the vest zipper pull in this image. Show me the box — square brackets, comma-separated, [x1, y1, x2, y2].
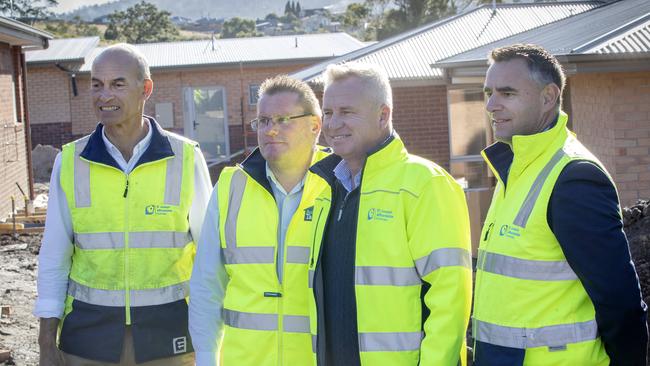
[484, 223, 494, 241]
[337, 208, 343, 221]
[123, 179, 129, 198]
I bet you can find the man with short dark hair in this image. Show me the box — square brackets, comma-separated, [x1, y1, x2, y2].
[35, 43, 211, 365]
[474, 43, 648, 365]
[189, 75, 328, 366]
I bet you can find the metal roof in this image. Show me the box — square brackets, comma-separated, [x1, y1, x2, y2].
[76, 33, 365, 73]
[290, 1, 602, 83]
[0, 16, 52, 48]
[26, 36, 99, 64]
[435, 0, 650, 67]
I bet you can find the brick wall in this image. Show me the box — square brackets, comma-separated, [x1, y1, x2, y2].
[569, 71, 650, 206]
[392, 84, 450, 169]
[0, 43, 29, 217]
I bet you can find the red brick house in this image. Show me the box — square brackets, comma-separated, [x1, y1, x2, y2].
[25, 33, 367, 173]
[0, 16, 51, 217]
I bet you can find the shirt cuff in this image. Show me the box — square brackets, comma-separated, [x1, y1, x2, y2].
[33, 298, 64, 319]
[195, 351, 218, 366]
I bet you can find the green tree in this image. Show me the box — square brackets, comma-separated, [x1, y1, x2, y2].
[284, 1, 291, 15]
[221, 17, 261, 38]
[343, 3, 370, 28]
[0, 0, 58, 23]
[105, 1, 179, 43]
[296, 2, 301, 16]
[367, 0, 456, 40]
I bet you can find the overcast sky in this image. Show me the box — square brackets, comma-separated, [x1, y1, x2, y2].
[54, 0, 112, 13]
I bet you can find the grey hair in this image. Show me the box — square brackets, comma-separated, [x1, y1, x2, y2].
[93, 43, 151, 83]
[323, 62, 392, 108]
[258, 74, 322, 117]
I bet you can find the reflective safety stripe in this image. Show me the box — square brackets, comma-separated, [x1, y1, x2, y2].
[223, 309, 278, 331]
[222, 247, 275, 264]
[312, 334, 317, 353]
[477, 251, 578, 281]
[164, 138, 184, 206]
[308, 269, 314, 288]
[513, 148, 565, 228]
[358, 331, 423, 352]
[286, 246, 310, 264]
[355, 266, 420, 286]
[473, 318, 599, 349]
[73, 138, 91, 208]
[415, 247, 472, 278]
[68, 279, 188, 307]
[73, 231, 192, 250]
[283, 315, 310, 333]
[224, 170, 248, 249]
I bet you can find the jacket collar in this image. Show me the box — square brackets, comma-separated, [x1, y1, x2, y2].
[80, 116, 174, 171]
[482, 111, 569, 186]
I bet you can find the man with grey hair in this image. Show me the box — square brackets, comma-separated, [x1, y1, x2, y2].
[35, 43, 211, 365]
[189, 75, 329, 366]
[307, 62, 472, 365]
[474, 43, 647, 365]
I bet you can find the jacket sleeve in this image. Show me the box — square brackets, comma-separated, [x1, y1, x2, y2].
[549, 160, 648, 366]
[407, 173, 473, 365]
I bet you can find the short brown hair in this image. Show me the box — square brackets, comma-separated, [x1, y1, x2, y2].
[258, 75, 321, 117]
[489, 44, 565, 105]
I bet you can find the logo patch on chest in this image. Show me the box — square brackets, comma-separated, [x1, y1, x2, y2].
[499, 224, 521, 239]
[144, 205, 173, 216]
[304, 206, 314, 221]
[367, 208, 394, 221]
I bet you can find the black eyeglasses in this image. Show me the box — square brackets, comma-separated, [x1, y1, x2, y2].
[250, 113, 314, 131]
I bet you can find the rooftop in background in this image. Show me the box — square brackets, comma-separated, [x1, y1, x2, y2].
[0, 16, 52, 48]
[26, 36, 99, 64]
[290, 1, 603, 84]
[25, 32, 367, 72]
[435, 0, 650, 68]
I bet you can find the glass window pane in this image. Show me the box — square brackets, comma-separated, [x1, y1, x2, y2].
[449, 87, 488, 157]
[450, 160, 493, 190]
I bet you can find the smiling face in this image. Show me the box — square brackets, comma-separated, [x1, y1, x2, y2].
[257, 91, 321, 168]
[483, 58, 558, 143]
[90, 51, 152, 131]
[322, 76, 390, 171]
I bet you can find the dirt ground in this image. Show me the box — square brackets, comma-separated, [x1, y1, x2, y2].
[1, 196, 649, 365]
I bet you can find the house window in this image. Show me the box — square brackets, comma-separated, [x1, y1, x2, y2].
[448, 86, 492, 189]
[249, 84, 260, 105]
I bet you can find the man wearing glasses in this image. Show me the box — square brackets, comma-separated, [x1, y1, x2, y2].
[189, 75, 329, 366]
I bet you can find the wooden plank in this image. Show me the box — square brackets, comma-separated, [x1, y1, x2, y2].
[0, 350, 10, 363]
[11, 215, 46, 223]
[0, 223, 24, 230]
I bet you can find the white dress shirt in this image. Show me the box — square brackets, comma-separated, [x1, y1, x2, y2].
[34, 119, 212, 319]
[189, 163, 306, 366]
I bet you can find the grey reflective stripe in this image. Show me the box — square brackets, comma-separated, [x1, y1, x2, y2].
[513, 148, 565, 228]
[68, 279, 188, 307]
[415, 247, 472, 278]
[223, 309, 278, 331]
[473, 318, 599, 349]
[308, 269, 314, 289]
[164, 138, 184, 206]
[74, 232, 123, 249]
[283, 315, 310, 333]
[73, 231, 193, 250]
[129, 231, 193, 249]
[355, 266, 420, 286]
[286, 246, 310, 264]
[222, 246, 275, 264]
[312, 335, 317, 353]
[224, 170, 248, 249]
[478, 251, 578, 281]
[73, 138, 91, 208]
[358, 331, 423, 352]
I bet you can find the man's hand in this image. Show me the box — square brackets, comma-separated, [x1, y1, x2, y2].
[38, 318, 64, 366]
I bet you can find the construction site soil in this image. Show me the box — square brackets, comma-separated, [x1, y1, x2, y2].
[1, 200, 649, 365]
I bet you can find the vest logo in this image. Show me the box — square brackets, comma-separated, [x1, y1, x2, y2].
[499, 224, 521, 239]
[304, 206, 314, 221]
[172, 336, 187, 354]
[367, 208, 394, 221]
[145, 205, 173, 216]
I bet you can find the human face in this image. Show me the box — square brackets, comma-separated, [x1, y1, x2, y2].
[91, 51, 151, 130]
[322, 76, 389, 170]
[484, 58, 555, 144]
[257, 91, 320, 168]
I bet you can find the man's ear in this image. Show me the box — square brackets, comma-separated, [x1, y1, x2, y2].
[542, 83, 561, 111]
[143, 79, 153, 100]
[378, 104, 391, 129]
[311, 115, 322, 134]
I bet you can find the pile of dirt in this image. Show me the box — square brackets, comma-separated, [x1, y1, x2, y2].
[624, 200, 650, 309]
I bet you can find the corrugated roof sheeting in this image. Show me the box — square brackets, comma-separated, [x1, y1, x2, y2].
[26, 36, 99, 63]
[77, 33, 365, 72]
[593, 20, 650, 54]
[294, 2, 600, 82]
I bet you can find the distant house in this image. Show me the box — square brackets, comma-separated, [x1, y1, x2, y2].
[0, 16, 51, 217]
[434, 0, 650, 207]
[25, 33, 366, 179]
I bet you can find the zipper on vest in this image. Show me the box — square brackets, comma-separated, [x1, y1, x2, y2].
[123, 178, 129, 198]
[124, 172, 131, 325]
[337, 191, 352, 221]
[483, 222, 494, 241]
